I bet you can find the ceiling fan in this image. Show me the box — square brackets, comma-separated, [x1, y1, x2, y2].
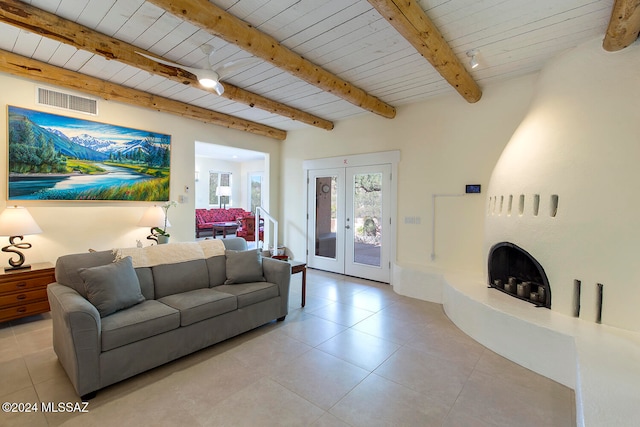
[136, 46, 259, 96]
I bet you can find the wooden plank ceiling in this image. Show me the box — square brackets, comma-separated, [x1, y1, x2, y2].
[0, 0, 631, 140]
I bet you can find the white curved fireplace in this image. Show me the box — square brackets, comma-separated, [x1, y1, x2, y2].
[484, 38, 640, 332]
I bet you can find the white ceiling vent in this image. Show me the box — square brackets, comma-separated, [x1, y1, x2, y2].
[36, 87, 98, 116]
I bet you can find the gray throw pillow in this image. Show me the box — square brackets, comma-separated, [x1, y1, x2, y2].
[225, 249, 265, 284]
[79, 256, 145, 317]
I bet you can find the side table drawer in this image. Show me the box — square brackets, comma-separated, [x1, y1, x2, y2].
[0, 275, 54, 293]
[0, 289, 48, 307]
[0, 300, 50, 322]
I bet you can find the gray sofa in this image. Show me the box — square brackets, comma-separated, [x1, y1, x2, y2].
[47, 238, 290, 398]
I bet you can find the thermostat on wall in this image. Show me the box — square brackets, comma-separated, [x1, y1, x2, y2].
[465, 184, 481, 194]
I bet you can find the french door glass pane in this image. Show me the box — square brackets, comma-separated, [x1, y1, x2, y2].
[352, 172, 382, 267]
[250, 174, 262, 213]
[315, 176, 337, 258]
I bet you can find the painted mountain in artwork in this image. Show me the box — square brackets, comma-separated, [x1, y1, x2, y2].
[8, 112, 108, 161]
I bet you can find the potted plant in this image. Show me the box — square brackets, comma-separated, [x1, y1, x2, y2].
[153, 200, 177, 244]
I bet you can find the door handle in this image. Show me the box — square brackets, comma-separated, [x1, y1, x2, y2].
[345, 225, 351, 229]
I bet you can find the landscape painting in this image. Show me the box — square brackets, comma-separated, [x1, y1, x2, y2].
[7, 106, 170, 201]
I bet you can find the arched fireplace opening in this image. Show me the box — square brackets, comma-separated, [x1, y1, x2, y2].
[488, 242, 551, 308]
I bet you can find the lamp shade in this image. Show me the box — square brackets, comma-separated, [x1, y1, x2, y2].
[0, 206, 43, 236]
[137, 206, 170, 228]
[217, 186, 232, 197]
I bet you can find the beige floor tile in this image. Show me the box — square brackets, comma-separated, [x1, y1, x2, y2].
[316, 328, 400, 371]
[451, 370, 574, 427]
[33, 376, 86, 426]
[442, 406, 497, 427]
[330, 373, 450, 427]
[311, 412, 351, 427]
[226, 328, 312, 372]
[23, 348, 68, 386]
[0, 386, 48, 427]
[378, 299, 444, 324]
[172, 351, 265, 409]
[339, 288, 396, 312]
[14, 327, 53, 356]
[306, 282, 364, 303]
[293, 294, 334, 312]
[10, 314, 51, 336]
[374, 345, 474, 407]
[474, 349, 574, 398]
[0, 334, 22, 363]
[59, 379, 205, 427]
[0, 321, 14, 339]
[0, 268, 575, 426]
[307, 302, 374, 327]
[270, 348, 369, 410]
[351, 311, 423, 345]
[406, 324, 486, 370]
[277, 311, 347, 347]
[199, 377, 325, 426]
[0, 358, 32, 399]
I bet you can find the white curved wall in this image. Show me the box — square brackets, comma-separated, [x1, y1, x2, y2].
[485, 38, 640, 331]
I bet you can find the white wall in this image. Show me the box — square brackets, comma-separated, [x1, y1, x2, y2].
[281, 74, 537, 290]
[485, 38, 640, 331]
[194, 157, 242, 209]
[0, 74, 281, 264]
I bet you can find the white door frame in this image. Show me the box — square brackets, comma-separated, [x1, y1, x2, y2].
[303, 151, 399, 282]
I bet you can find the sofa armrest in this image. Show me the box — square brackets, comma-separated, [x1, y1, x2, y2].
[47, 283, 102, 397]
[262, 257, 291, 318]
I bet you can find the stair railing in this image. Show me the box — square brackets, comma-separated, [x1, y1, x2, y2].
[256, 207, 278, 255]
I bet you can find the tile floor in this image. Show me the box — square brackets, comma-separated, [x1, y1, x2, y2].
[0, 269, 575, 426]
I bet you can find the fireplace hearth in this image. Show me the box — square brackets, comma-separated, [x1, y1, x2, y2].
[488, 242, 551, 308]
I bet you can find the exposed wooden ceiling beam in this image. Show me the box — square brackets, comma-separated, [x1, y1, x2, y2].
[0, 50, 286, 140]
[145, 0, 396, 119]
[0, 0, 332, 131]
[603, 0, 640, 51]
[367, 0, 482, 103]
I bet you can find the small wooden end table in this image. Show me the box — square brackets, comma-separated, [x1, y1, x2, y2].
[0, 262, 55, 322]
[289, 260, 307, 307]
[212, 222, 238, 238]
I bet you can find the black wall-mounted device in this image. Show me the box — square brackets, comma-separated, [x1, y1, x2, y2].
[465, 184, 481, 194]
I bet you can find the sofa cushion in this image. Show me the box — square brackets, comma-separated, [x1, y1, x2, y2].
[79, 256, 145, 317]
[205, 255, 227, 287]
[153, 259, 209, 298]
[55, 250, 116, 298]
[158, 288, 237, 326]
[225, 250, 265, 285]
[214, 282, 279, 308]
[101, 300, 180, 351]
[134, 267, 155, 300]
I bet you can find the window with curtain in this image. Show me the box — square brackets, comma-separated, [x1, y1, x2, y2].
[209, 171, 232, 206]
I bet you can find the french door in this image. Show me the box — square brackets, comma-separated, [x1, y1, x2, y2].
[307, 164, 391, 283]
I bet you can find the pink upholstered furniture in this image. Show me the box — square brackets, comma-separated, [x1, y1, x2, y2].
[195, 208, 249, 237]
[235, 216, 264, 242]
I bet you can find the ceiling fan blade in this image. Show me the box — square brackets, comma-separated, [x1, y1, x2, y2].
[136, 51, 184, 69]
[213, 81, 225, 96]
[216, 58, 261, 80]
[135, 51, 202, 76]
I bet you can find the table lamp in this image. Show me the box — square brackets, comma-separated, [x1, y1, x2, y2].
[0, 206, 43, 271]
[217, 186, 232, 209]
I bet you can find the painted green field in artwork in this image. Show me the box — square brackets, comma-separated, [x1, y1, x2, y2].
[8, 106, 171, 201]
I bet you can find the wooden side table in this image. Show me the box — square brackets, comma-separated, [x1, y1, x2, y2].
[0, 262, 55, 322]
[212, 222, 239, 238]
[289, 261, 307, 307]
